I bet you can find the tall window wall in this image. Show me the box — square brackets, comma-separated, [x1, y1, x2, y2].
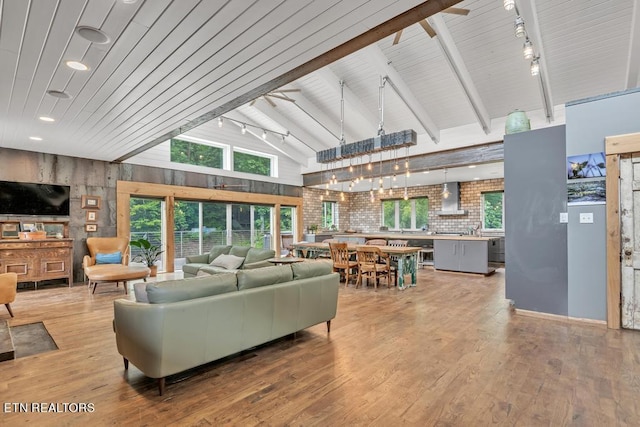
[482, 191, 504, 230]
[129, 197, 165, 269]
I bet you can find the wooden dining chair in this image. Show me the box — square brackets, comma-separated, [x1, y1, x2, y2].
[387, 240, 409, 287]
[329, 242, 358, 286]
[356, 246, 391, 289]
[365, 239, 387, 246]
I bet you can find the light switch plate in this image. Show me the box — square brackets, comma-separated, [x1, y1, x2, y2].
[579, 212, 594, 223]
[560, 212, 568, 223]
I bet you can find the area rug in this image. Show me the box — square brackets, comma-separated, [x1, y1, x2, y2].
[10, 322, 58, 358]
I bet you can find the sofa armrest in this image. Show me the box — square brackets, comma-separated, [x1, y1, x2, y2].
[82, 255, 95, 269]
[186, 253, 209, 264]
[242, 260, 272, 270]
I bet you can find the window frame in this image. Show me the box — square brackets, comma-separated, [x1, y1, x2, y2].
[232, 147, 277, 178]
[322, 200, 338, 229]
[169, 136, 229, 170]
[481, 191, 505, 231]
[381, 197, 429, 231]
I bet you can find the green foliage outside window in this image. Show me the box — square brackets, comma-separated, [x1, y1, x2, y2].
[322, 201, 336, 229]
[483, 192, 504, 229]
[234, 151, 271, 176]
[130, 198, 161, 232]
[382, 198, 429, 229]
[170, 138, 223, 169]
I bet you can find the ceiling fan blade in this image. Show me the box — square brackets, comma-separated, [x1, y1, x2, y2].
[392, 29, 403, 45]
[265, 96, 277, 107]
[419, 20, 437, 38]
[444, 7, 470, 16]
[268, 94, 295, 102]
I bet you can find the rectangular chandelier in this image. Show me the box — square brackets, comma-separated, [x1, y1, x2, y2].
[316, 129, 417, 163]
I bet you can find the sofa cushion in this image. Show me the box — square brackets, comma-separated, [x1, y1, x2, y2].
[236, 265, 293, 290]
[210, 254, 245, 270]
[146, 274, 238, 304]
[207, 245, 232, 263]
[244, 248, 275, 265]
[133, 282, 149, 303]
[96, 251, 122, 264]
[291, 260, 332, 280]
[229, 246, 251, 258]
[182, 263, 208, 276]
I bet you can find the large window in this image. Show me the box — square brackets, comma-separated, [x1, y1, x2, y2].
[130, 197, 164, 269]
[233, 149, 274, 177]
[322, 201, 337, 229]
[170, 138, 224, 169]
[482, 191, 504, 230]
[381, 198, 429, 230]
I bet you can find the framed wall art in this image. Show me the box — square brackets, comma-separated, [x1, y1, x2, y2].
[86, 210, 98, 221]
[81, 195, 101, 209]
[85, 224, 98, 232]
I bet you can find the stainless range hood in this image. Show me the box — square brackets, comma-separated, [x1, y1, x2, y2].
[436, 182, 467, 215]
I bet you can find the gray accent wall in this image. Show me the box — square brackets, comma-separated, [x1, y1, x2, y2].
[565, 88, 640, 320]
[505, 125, 568, 315]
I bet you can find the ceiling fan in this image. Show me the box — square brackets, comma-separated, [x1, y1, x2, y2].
[392, 7, 470, 45]
[249, 89, 301, 107]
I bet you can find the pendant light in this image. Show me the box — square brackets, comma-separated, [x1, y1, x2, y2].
[442, 168, 451, 199]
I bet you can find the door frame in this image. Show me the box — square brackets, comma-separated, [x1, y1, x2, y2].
[605, 132, 640, 329]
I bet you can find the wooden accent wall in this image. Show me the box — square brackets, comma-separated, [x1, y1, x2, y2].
[116, 181, 304, 271]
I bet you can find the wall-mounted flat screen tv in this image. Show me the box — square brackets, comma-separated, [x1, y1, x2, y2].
[0, 180, 71, 216]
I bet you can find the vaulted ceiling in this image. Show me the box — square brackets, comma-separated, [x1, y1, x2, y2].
[1, 0, 638, 188]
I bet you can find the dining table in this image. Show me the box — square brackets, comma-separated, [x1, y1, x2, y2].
[292, 242, 421, 289]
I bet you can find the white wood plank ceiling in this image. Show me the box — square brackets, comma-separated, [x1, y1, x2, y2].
[0, 0, 638, 187]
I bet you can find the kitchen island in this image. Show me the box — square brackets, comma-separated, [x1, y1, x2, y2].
[332, 233, 498, 275]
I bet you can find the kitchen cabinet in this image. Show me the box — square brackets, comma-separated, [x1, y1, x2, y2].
[434, 239, 493, 274]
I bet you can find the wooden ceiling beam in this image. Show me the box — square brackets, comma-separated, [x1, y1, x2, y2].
[302, 141, 503, 186]
[428, 15, 491, 134]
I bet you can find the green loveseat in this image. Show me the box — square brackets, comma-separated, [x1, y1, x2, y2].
[114, 261, 339, 395]
[182, 245, 275, 277]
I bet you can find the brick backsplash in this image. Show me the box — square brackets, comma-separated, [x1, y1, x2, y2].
[303, 178, 504, 234]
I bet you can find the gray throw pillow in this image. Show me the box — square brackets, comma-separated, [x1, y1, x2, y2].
[210, 254, 245, 270]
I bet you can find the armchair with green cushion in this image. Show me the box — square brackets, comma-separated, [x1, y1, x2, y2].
[182, 245, 275, 277]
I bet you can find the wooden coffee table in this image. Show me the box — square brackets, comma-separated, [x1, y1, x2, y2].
[85, 265, 150, 294]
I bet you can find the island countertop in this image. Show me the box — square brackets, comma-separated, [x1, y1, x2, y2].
[331, 233, 500, 242]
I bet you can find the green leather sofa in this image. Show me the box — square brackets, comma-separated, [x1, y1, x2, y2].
[114, 261, 339, 395]
[181, 245, 275, 277]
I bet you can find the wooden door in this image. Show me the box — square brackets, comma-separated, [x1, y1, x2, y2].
[620, 154, 640, 329]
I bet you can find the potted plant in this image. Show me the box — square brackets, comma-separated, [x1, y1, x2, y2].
[308, 224, 318, 234]
[130, 238, 164, 277]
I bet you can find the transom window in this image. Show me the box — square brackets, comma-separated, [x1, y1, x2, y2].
[481, 191, 504, 230]
[233, 148, 275, 177]
[170, 137, 225, 169]
[381, 198, 429, 230]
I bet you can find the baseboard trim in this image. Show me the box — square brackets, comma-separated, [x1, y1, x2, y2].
[515, 309, 607, 327]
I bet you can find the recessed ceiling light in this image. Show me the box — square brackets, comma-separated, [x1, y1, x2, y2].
[121, 0, 139, 3]
[47, 90, 72, 99]
[39, 116, 55, 122]
[474, 177, 480, 180]
[468, 165, 476, 168]
[75, 26, 110, 44]
[422, 171, 430, 174]
[29, 136, 43, 141]
[65, 60, 89, 71]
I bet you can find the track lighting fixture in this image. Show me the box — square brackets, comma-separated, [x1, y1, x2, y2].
[523, 38, 534, 60]
[514, 16, 525, 38]
[503, 0, 515, 11]
[530, 57, 540, 76]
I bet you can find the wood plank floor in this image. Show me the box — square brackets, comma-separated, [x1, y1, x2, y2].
[1, 268, 640, 425]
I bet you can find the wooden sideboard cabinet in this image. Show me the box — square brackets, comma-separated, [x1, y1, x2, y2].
[0, 239, 73, 287]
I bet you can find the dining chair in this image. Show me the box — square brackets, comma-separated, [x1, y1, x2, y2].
[365, 239, 387, 246]
[328, 242, 358, 286]
[387, 240, 409, 287]
[281, 234, 294, 257]
[356, 246, 391, 289]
